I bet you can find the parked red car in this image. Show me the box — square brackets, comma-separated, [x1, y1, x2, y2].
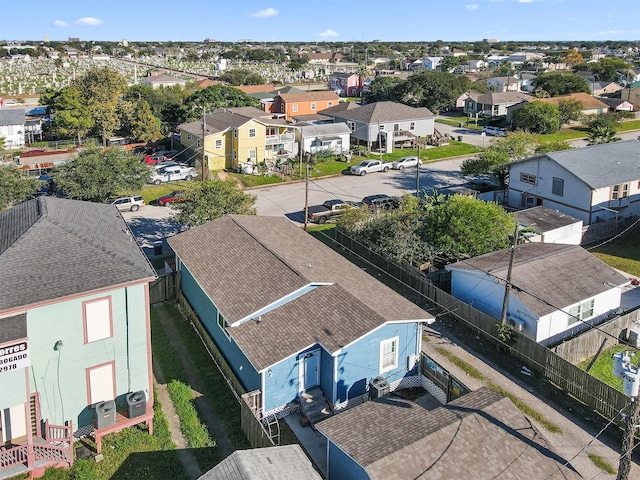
[145, 154, 169, 165]
[157, 190, 184, 206]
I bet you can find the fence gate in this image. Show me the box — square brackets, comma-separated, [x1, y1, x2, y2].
[421, 353, 470, 403]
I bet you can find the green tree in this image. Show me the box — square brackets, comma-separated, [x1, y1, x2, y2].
[0, 166, 44, 210]
[587, 120, 620, 145]
[219, 69, 266, 86]
[532, 72, 590, 97]
[421, 195, 515, 258]
[52, 147, 150, 203]
[439, 56, 461, 72]
[118, 99, 162, 142]
[363, 76, 403, 103]
[72, 67, 128, 144]
[557, 98, 583, 127]
[461, 131, 563, 187]
[512, 101, 561, 133]
[589, 58, 629, 82]
[46, 87, 93, 144]
[287, 53, 311, 72]
[397, 71, 470, 113]
[178, 85, 260, 123]
[172, 179, 256, 227]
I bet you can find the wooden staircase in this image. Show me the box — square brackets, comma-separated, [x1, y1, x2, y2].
[395, 129, 430, 148]
[298, 388, 333, 427]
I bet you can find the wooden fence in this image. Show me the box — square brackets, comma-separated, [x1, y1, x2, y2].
[334, 229, 631, 425]
[149, 272, 177, 304]
[240, 391, 276, 448]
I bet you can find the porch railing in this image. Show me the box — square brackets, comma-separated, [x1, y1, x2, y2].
[45, 419, 73, 444]
[265, 133, 295, 145]
[0, 444, 28, 468]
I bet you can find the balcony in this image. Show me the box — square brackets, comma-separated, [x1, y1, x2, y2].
[265, 133, 294, 145]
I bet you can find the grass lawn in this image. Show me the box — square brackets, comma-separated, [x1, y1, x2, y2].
[617, 119, 640, 132]
[139, 181, 193, 205]
[578, 344, 640, 392]
[590, 223, 640, 277]
[41, 390, 185, 480]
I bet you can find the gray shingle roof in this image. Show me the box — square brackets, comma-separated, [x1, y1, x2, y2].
[331, 101, 434, 123]
[0, 108, 25, 126]
[0, 197, 156, 312]
[167, 216, 431, 367]
[199, 444, 321, 480]
[316, 387, 581, 480]
[446, 243, 628, 317]
[298, 123, 351, 138]
[515, 206, 582, 234]
[509, 139, 640, 189]
[469, 91, 533, 105]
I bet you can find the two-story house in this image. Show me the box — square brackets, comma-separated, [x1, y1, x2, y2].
[0, 197, 156, 478]
[506, 139, 640, 225]
[323, 101, 435, 153]
[465, 91, 533, 119]
[0, 108, 26, 150]
[328, 72, 362, 97]
[272, 91, 339, 121]
[178, 107, 298, 171]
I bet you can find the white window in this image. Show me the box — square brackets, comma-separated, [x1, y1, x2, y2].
[292, 104, 298, 113]
[197, 139, 201, 148]
[187, 133, 192, 141]
[327, 101, 334, 107]
[410, 122, 415, 131]
[218, 312, 230, 339]
[248, 149, 256, 159]
[87, 362, 115, 405]
[249, 128, 256, 138]
[347, 121, 355, 131]
[379, 337, 399, 373]
[280, 102, 285, 112]
[83, 297, 112, 343]
[215, 139, 222, 149]
[233, 129, 238, 138]
[311, 102, 317, 111]
[568, 299, 595, 325]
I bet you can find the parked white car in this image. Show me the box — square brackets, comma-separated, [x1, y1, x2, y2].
[391, 156, 422, 170]
[150, 165, 198, 184]
[349, 160, 390, 176]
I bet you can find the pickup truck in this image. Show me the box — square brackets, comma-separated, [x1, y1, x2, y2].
[350, 160, 390, 176]
[307, 199, 354, 224]
[150, 165, 198, 184]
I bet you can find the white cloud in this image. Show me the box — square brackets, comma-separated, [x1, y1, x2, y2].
[251, 8, 278, 18]
[75, 17, 103, 26]
[53, 20, 68, 27]
[517, 0, 535, 3]
[466, 4, 479, 9]
[318, 29, 338, 38]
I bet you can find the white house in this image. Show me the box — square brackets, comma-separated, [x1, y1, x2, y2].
[296, 123, 352, 156]
[0, 108, 25, 149]
[445, 243, 629, 345]
[422, 57, 442, 71]
[507, 140, 640, 225]
[486, 76, 520, 92]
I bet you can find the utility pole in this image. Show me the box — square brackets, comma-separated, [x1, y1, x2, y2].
[617, 397, 640, 480]
[415, 145, 421, 197]
[201, 106, 206, 182]
[500, 223, 519, 324]
[303, 153, 310, 231]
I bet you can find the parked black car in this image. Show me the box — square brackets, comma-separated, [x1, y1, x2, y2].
[362, 194, 399, 210]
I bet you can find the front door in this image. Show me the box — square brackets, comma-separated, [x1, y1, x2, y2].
[299, 349, 320, 392]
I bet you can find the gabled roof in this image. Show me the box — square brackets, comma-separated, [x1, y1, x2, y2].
[329, 72, 358, 79]
[537, 92, 609, 110]
[0, 108, 25, 126]
[142, 74, 186, 84]
[316, 387, 581, 480]
[0, 197, 156, 313]
[318, 101, 361, 116]
[199, 444, 321, 480]
[446, 243, 628, 317]
[330, 101, 434, 123]
[508, 139, 640, 189]
[298, 122, 352, 138]
[469, 91, 533, 106]
[232, 84, 276, 94]
[167, 216, 431, 367]
[179, 111, 254, 136]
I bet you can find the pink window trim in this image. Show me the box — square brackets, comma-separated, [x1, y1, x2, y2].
[85, 361, 116, 407]
[82, 295, 114, 344]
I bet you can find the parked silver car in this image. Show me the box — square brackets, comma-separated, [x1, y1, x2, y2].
[110, 195, 145, 212]
[391, 156, 422, 170]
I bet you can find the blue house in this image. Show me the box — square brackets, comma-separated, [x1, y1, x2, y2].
[168, 215, 432, 417]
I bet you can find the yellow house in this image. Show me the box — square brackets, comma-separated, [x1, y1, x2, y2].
[178, 107, 298, 172]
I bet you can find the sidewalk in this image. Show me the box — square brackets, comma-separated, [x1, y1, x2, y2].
[423, 320, 639, 480]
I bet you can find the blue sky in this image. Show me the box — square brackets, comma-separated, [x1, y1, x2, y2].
[1, 0, 638, 43]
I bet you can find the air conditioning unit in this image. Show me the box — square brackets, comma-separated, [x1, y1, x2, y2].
[508, 317, 525, 332]
[369, 376, 390, 400]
